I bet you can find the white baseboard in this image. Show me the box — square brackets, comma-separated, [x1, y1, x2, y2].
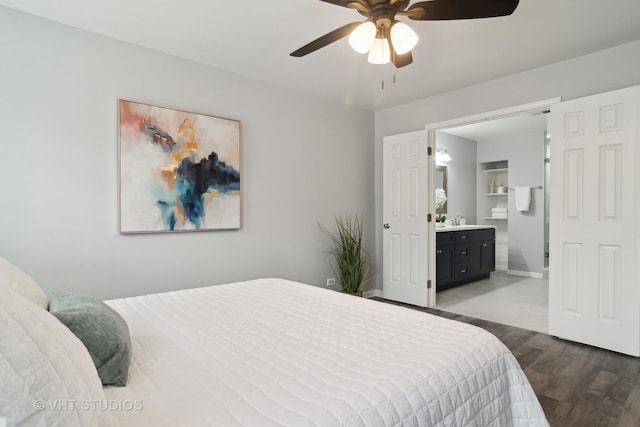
[507, 270, 544, 279]
[363, 289, 383, 299]
[496, 265, 508, 271]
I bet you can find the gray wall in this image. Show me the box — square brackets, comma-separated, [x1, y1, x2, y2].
[374, 40, 640, 290]
[477, 133, 545, 274]
[0, 7, 374, 300]
[435, 131, 477, 223]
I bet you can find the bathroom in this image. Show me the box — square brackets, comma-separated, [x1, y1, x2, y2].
[433, 112, 549, 332]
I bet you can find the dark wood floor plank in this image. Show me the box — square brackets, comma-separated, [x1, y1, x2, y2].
[535, 395, 573, 422]
[510, 344, 544, 368]
[373, 298, 640, 427]
[616, 374, 640, 426]
[561, 402, 617, 427]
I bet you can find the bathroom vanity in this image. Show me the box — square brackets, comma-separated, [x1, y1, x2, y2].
[436, 225, 496, 291]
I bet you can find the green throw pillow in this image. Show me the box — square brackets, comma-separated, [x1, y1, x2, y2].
[48, 292, 131, 386]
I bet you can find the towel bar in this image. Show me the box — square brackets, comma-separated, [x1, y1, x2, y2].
[508, 186, 543, 191]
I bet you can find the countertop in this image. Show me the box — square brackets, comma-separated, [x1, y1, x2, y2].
[436, 224, 496, 233]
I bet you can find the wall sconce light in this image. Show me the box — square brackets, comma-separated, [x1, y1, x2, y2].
[436, 149, 452, 162]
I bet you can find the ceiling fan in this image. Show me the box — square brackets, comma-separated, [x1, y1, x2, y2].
[290, 0, 520, 68]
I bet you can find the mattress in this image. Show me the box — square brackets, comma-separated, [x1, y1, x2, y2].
[103, 278, 548, 426]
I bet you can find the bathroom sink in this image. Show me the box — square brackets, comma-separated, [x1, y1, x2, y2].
[438, 224, 496, 231]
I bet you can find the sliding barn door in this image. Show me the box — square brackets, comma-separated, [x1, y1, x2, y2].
[382, 131, 429, 307]
[549, 86, 639, 356]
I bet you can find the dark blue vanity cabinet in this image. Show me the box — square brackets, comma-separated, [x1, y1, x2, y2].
[436, 228, 495, 291]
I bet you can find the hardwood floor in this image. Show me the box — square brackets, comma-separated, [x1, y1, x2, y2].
[375, 299, 640, 427]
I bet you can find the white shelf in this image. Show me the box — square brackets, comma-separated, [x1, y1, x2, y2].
[483, 217, 508, 220]
[483, 193, 508, 196]
[484, 168, 509, 173]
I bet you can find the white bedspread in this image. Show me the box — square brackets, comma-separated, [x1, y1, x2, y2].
[103, 278, 548, 426]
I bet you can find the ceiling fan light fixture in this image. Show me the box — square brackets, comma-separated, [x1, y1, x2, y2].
[390, 22, 418, 55]
[348, 21, 376, 54]
[290, 0, 520, 69]
[368, 36, 390, 65]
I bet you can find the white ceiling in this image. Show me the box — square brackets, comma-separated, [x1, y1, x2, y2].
[2, 0, 640, 111]
[443, 112, 548, 141]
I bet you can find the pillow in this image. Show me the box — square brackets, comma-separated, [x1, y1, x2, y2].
[0, 256, 48, 309]
[49, 292, 132, 387]
[0, 287, 111, 426]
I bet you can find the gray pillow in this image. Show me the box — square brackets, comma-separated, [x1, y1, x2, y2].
[48, 292, 131, 387]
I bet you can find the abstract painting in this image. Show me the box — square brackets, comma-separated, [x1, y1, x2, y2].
[119, 100, 240, 233]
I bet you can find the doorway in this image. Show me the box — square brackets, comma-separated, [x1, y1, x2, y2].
[382, 88, 640, 355]
[426, 99, 559, 332]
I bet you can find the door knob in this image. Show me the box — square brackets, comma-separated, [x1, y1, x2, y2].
[383, 223, 390, 229]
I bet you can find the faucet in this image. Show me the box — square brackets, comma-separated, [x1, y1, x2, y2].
[453, 216, 462, 226]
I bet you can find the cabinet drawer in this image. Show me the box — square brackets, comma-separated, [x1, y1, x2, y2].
[473, 228, 495, 242]
[454, 228, 495, 243]
[454, 232, 471, 243]
[436, 232, 454, 245]
[454, 245, 470, 262]
[454, 263, 470, 280]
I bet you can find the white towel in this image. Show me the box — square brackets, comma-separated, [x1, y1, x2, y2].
[515, 186, 531, 211]
[491, 213, 508, 219]
[491, 207, 508, 213]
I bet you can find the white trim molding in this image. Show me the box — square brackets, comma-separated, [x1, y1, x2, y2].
[425, 97, 562, 132]
[363, 289, 383, 299]
[507, 270, 544, 279]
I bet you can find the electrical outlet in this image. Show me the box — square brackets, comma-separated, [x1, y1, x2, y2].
[326, 278, 336, 287]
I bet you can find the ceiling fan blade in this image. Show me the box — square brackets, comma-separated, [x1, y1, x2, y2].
[320, 0, 371, 14]
[319, 0, 361, 8]
[347, 1, 370, 12]
[404, 0, 519, 20]
[290, 22, 362, 57]
[392, 50, 413, 68]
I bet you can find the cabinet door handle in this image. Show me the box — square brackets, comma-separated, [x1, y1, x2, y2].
[483, 243, 488, 247]
[436, 249, 442, 254]
[460, 235, 467, 239]
[383, 223, 390, 229]
[460, 251, 467, 255]
[460, 269, 467, 273]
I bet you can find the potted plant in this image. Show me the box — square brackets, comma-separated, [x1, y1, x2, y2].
[320, 215, 370, 295]
[435, 187, 448, 226]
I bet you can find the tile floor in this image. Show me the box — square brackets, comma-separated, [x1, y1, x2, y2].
[434, 271, 549, 333]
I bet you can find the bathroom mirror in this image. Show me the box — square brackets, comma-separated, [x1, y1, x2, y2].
[435, 165, 448, 213]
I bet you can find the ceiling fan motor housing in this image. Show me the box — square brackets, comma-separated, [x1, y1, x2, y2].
[362, 0, 408, 32]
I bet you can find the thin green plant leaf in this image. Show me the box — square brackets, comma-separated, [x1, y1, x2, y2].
[319, 214, 370, 294]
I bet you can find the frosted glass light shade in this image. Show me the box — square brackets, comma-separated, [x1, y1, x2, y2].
[436, 149, 452, 162]
[348, 22, 376, 54]
[390, 22, 418, 55]
[368, 37, 390, 64]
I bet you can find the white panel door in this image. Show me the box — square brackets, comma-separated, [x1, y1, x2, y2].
[382, 131, 429, 306]
[550, 86, 639, 356]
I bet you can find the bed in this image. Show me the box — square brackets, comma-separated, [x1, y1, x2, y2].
[99, 278, 548, 426]
[1, 263, 548, 426]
